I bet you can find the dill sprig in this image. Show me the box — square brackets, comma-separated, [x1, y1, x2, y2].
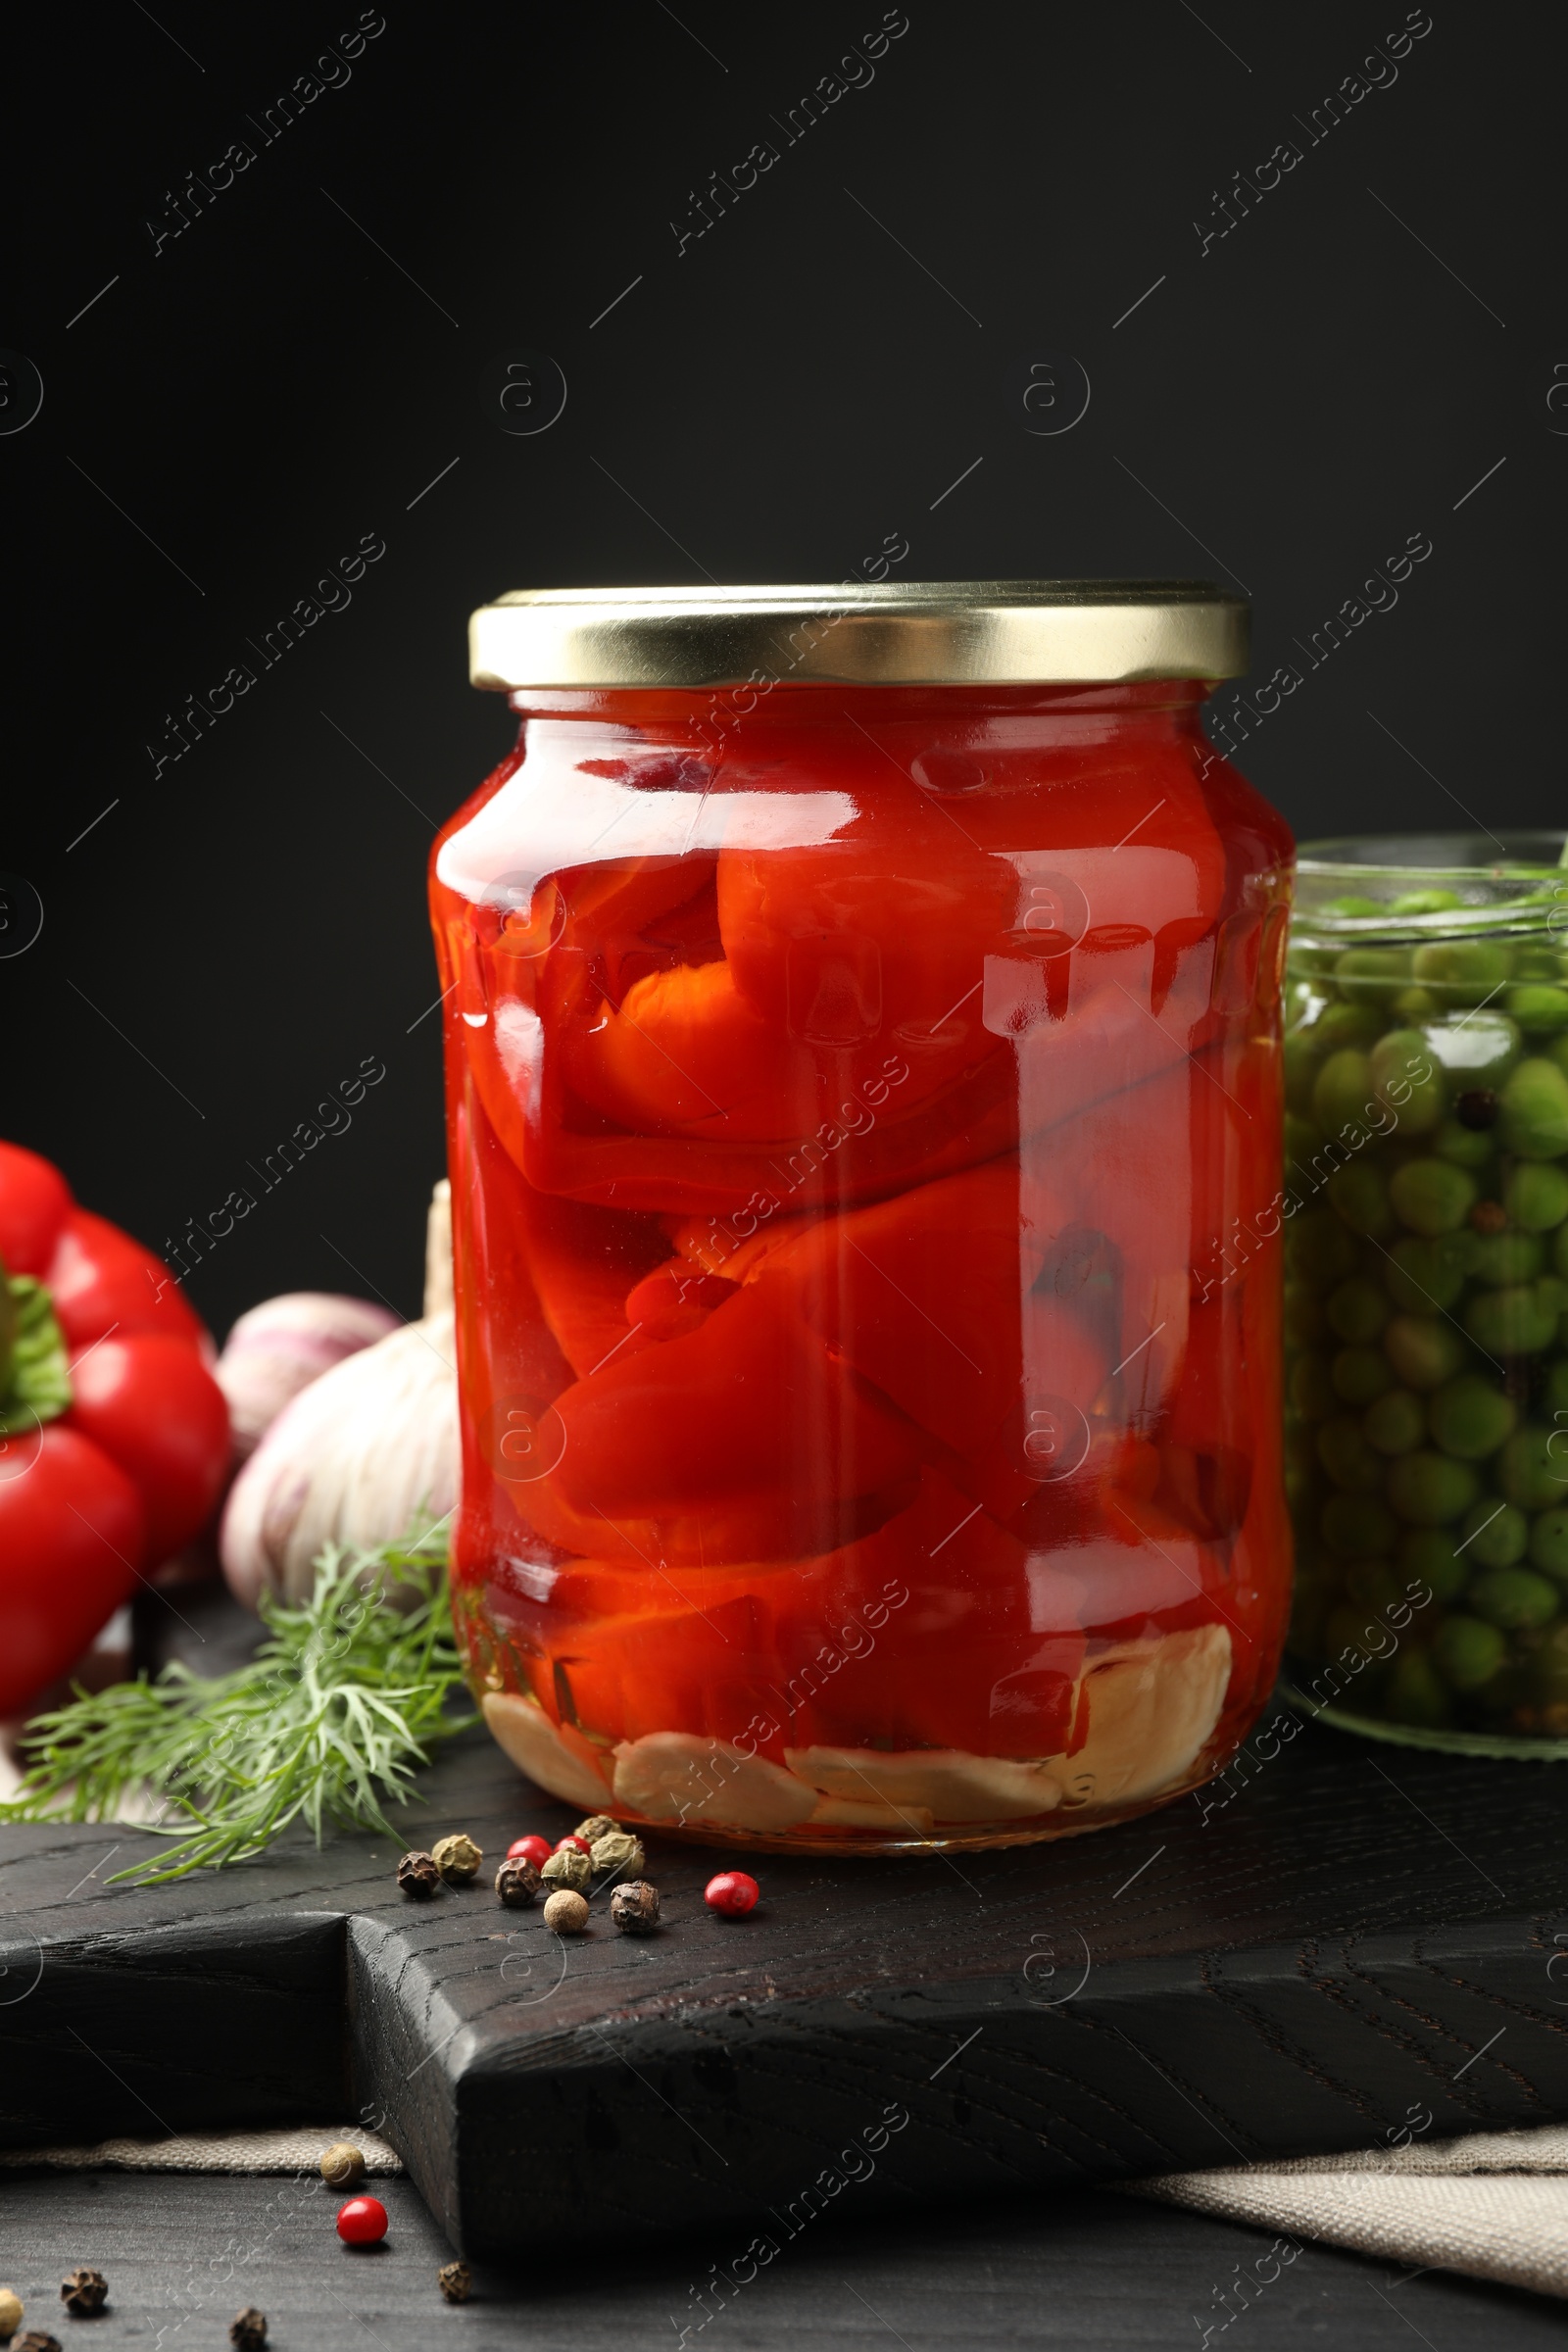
[0, 1529, 475, 1885]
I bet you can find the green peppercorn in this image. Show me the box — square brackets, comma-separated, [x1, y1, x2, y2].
[1456, 1497, 1529, 1569]
[1382, 1234, 1475, 1314]
[1390, 889, 1464, 917]
[1468, 1229, 1545, 1286]
[1383, 1315, 1467, 1391]
[1392, 986, 1442, 1023]
[1284, 1113, 1324, 1176]
[1313, 1050, 1376, 1137]
[1506, 984, 1568, 1035]
[1399, 1527, 1470, 1605]
[1498, 1057, 1568, 1159]
[1319, 894, 1387, 920]
[1335, 947, 1412, 1004]
[1285, 1034, 1323, 1115]
[1333, 1347, 1395, 1406]
[1529, 1507, 1568, 1580]
[1389, 1158, 1478, 1237]
[1316, 1416, 1386, 1493]
[1465, 1282, 1560, 1357]
[1386, 1450, 1481, 1526]
[1544, 1359, 1568, 1416]
[1499, 1426, 1566, 1510]
[1426, 1374, 1517, 1460]
[1321, 1494, 1398, 1560]
[1433, 1613, 1508, 1689]
[1316, 1001, 1383, 1051]
[1382, 1647, 1455, 1729]
[1468, 1566, 1561, 1632]
[1412, 940, 1514, 1005]
[1325, 1276, 1390, 1345]
[1432, 1116, 1496, 1168]
[1424, 1009, 1521, 1089]
[1370, 1028, 1446, 1133]
[1326, 1162, 1394, 1238]
[1363, 1388, 1426, 1455]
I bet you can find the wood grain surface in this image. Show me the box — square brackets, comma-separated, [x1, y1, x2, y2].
[3, 1590, 1567, 2256]
[0, 2167, 1563, 2349]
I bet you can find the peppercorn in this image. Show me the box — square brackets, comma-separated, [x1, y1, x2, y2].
[336, 2196, 389, 2245]
[705, 1870, 760, 1917]
[60, 2273, 107, 2319]
[397, 1849, 441, 1897]
[1470, 1199, 1509, 1234]
[319, 2141, 367, 2188]
[610, 1881, 662, 1935]
[437, 2263, 471, 2305]
[17, 2333, 61, 2352]
[542, 1887, 589, 1934]
[572, 1814, 617, 1846]
[494, 1856, 541, 1907]
[540, 1845, 591, 1894]
[431, 1833, 482, 1885]
[507, 1835, 553, 1870]
[229, 2310, 268, 2351]
[0, 2292, 23, 2341]
[553, 1834, 592, 1858]
[589, 1830, 645, 1880]
[1456, 1087, 1499, 1130]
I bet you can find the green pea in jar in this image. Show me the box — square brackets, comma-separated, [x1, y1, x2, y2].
[1283, 834, 1568, 1756]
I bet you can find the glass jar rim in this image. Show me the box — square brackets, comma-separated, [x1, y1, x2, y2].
[468, 578, 1248, 690]
[1295, 831, 1568, 942]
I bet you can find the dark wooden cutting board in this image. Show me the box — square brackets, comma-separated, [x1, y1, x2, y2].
[3, 1590, 1567, 2259]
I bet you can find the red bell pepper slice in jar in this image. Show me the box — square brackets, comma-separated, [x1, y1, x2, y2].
[0, 1141, 230, 1714]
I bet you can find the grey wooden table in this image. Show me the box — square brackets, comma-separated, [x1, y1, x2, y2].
[0, 2164, 1562, 2349]
[4, 1584, 1565, 2336]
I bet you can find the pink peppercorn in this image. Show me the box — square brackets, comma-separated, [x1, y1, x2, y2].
[336, 2195, 388, 2245]
[705, 1871, 760, 1917]
[508, 1836, 553, 1870]
[555, 1835, 592, 1857]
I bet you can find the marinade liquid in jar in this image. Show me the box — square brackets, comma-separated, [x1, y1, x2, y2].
[1283, 837, 1568, 1755]
[430, 582, 1295, 1850]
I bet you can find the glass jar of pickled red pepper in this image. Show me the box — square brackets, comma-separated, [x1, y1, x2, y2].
[430, 581, 1295, 1849]
[1283, 835, 1568, 1755]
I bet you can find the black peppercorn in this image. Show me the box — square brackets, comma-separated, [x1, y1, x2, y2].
[437, 2263, 471, 2304]
[229, 2311, 268, 2351]
[610, 1880, 662, 1935]
[397, 1849, 441, 1897]
[19, 2333, 63, 2352]
[60, 2273, 107, 2319]
[494, 1857, 541, 1907]
[1455, 1088, 1498, 1131]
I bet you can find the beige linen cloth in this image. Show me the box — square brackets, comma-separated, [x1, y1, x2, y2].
[7, 2122, 1568, 2297]
[1125, 2125, 1568, 2299]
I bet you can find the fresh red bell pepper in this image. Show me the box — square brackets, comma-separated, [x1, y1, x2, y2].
[0, 1141, 230, 1713]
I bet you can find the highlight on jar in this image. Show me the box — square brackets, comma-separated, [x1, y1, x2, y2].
[429, 582, 1296, 1851]
[1281, 835, 1568, 1754]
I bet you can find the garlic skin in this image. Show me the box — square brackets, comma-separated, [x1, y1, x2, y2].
[220, 1308, 459, 1607]
[217, 1293, 401, 1462]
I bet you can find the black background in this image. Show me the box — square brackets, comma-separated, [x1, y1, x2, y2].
[3, 0, 1558, 1340]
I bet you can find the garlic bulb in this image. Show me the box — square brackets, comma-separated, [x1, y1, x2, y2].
[217, 1293, 401, 1461]
[220, 1182, 459, 1608]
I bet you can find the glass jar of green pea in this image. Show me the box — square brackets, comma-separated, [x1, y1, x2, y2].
[1283, 834, 1568, 1755]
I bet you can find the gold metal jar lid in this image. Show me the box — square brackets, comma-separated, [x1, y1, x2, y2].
[467, 579, 1249, 691]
